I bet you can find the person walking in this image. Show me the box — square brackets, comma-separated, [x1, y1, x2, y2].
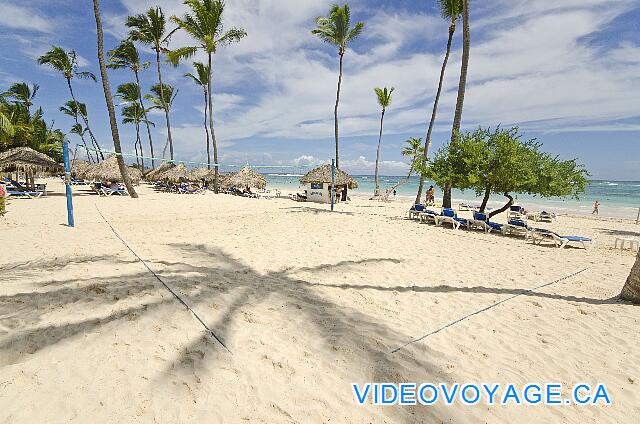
[592, 200, 600, 215]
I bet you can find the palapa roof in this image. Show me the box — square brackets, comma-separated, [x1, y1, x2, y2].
[158, 163, 190, 183]
[299, 164, 358, 189]
[189, 167, 216, 182]
[71, 159, 92, 177]
[85, 155, 141, 183]
[0, 147, 63, 174]
[144, 161, 175, 181]
[222, 165, 266, 189]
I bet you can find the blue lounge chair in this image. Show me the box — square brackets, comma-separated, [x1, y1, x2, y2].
[435, 208, 468, 230]
[502, 219, 531, 238]
[469, 212, 503, 233]
[418, 209, 440, 223]
[407, 204, 425, 220]
[529, 229, 593, 249]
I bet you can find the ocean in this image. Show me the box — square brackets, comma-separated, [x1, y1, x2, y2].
[264, 174, 640, 220]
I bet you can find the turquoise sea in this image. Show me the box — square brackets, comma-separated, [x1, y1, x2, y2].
[264, 174, 640, 220]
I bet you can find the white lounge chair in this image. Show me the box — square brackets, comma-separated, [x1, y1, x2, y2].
[530, 230, 593, 249]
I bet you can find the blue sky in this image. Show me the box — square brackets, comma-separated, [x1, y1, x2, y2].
[0, 0, 638, 179]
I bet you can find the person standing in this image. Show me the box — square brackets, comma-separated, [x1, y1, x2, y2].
[425, 185, 435, 205]
[592, 200, 600, 215]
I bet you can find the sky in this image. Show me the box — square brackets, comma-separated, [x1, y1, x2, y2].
[0, 0, 638, 179]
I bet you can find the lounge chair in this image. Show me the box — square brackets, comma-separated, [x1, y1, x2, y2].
[526, 210, 557, 223]
[501, 219, 531, 238]
[507, 205, 525, 220]
[529, 229, 593, 249]
[407, 204, 425, 219]
[434, 208, 468, 230]
[418, 209, 439, 224]
[7, 190, 43, 199]
[100, 185, 128, 196]
[468, 212, 503, 233]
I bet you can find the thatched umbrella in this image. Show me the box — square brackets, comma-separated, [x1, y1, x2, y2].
[0, 147, 62, 174]
[189, 167, 216, 182]
[71, 159, 92, 178]
[299, 164, 358, 189]
[85, 155, 141, 184]
[145, 161, 175, 182]
[159, 163, 190, 183]
[222, 165, 266, 189]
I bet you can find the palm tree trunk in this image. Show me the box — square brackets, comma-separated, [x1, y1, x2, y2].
[92, 0, 137, 198]
[207, 53, 219, 192]
[203, 87, 211, 170]
[155, 48, 173, 160]
[334, 53, 344, 169]
[136, 120, 144, 171]
[135, 70, 155, 169]
[374, 108, 385, 195]
[67, 79, 104, 161]
[620, 252, 640, 303]
[134, 135, 140, 169]
[415, 17, 457, 205]
[65, 79, 95, 163]
[444, 0, 470, 209]
[82, 114, 105, 161]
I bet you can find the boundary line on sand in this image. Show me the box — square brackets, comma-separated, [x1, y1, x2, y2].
[94, 203, 232, 354]
[390, 267, 589, 354]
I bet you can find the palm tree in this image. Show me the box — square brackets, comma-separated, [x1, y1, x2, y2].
[0, 103, 15, 138]
[401, 136, 425, 178]
[443, 0, 470, 208]
[184, 62, 212, 169]
[169, 0, 247, 192]
[312, 3, 364, 169]
[145, 83, 177, 159]
[621, 252, 640, 303]
[107, 39, 156, 168]
[373, 86, 394, 196]
[60, 100, 93, 162]
[126, 7, 177, 160]
[122, 101, 154, 171]
[92, 0, 137, 198]
[5, 82, 39, 114]
[116, 82, 153, 170]
[37, 46, 105, 161]
[415, 0, 463, 205]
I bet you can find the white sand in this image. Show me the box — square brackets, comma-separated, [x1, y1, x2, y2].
[1, 178, 639, 423]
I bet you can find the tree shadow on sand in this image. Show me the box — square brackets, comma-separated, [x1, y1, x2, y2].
[1, 246, 451, 423]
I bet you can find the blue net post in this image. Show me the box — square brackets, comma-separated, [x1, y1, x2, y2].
[331, 159, 335, 212]
[62, 140, 74, 227]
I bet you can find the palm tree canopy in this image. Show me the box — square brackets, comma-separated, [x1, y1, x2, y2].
[168, 0, 247, 65]
[5, 82, 39, 108]
[312, 3, 364, 55]
[145, 83, 177, 110]
[59, 100, 87, 118]
[438, 0, 464, 19]
[184, 62, 209, 87]
[375, 86, 394, 109]
[122, 102, 153, 126]
[115, 82, 141, 103]
[126, 7, 175, 51]
[38, 46, 96, 81]
[107, 39, 149, 72]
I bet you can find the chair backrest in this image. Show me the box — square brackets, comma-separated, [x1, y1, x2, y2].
[413, 204, 425, 212]
[442, 208, 456, 217]
[510, 205, 524, 213]
[508, 219, 527, 227]
[474, 212, 487, 221]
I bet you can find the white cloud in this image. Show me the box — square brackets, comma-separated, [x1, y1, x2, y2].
[0, 2, 54, 33]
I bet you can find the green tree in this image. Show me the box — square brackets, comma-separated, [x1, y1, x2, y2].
[415, 0, 463, 204]
[401, 136, 425, 178]
[184, 62, 212, 170]
[107, 39, 156, 168]
[60, 100, 94, 162]
[443, 0, 470, 208]
[145, 83, 178, 159]
[92, 0, 138, 198]
[312, 3, 364, 169]
[4, 82, 39, 114]
[169, 0, 247, 192]
[126, 7, 177, 160]
[428, 127, 588, 218]
[37, 46, 105, 161]
[373, 86, 394, 196]
[116, 83, 154, 171]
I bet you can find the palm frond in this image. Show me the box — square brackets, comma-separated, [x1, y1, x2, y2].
[218, 27, 247, 46]
[166, 46, 199, 66]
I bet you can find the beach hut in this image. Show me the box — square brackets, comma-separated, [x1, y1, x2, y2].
[144, 161, 175, 182]
[299, 164, 358, 204]
[159, 163, 190, 183]
[189, 167, 216, 183]
[222, 165, 266, 190]
[0, 147, 63, 190]
[71, 159, 92, 179]
[85, 155, 142, 184]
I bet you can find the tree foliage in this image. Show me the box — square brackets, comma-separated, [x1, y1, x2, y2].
[427, 127, 589, 217]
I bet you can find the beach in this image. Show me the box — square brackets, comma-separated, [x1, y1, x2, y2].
[1, 178, 639, 423]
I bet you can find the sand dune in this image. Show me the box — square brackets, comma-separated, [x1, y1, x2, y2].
[1, 179, 638, 423]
